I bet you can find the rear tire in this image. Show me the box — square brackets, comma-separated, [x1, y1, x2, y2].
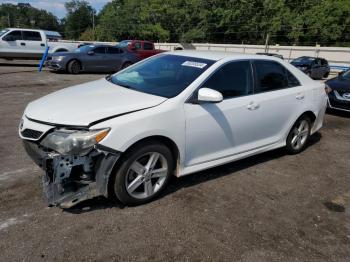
[111, 142, 174, 206]
[67, 60, 81, 74]
[286, 116, 311, 154]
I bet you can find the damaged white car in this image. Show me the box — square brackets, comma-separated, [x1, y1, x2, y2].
[19, 51, 327, 208]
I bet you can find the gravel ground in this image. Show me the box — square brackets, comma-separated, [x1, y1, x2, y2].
[0, 61, 349, 262]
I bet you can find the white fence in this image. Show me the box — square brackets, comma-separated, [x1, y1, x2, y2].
[155, 43, 350, 70]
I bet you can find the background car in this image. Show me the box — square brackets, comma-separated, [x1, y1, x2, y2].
[325, 69, 350, 112]
[256, 52, 284, 60]
[46, 44, 140, 74]
[117, 40, 166, 60]
[291, 56, 330, 80]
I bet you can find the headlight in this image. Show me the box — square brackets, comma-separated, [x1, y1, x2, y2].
[41, 128, 110, 155]
[298, 66, 307, 71]
[52, 56, 65, 62]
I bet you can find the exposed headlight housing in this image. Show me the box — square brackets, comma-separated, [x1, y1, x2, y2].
[52, 56, 65, 62]
[41, 128, 110, 155]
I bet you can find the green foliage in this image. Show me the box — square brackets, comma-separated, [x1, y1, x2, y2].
[64, 0, 94, 40]
[0, 3, 60, 31]
[1, 0, 350, 46]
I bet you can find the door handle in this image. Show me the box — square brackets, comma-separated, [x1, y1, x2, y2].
[296, 93, 305, 100]
[20, 42, 26, 46]
[40, 43, 45, 47]
[247, 101, 260, 110]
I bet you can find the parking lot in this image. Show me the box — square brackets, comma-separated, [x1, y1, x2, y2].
[0, 61, 350, 261]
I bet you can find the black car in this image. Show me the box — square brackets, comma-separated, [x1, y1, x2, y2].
[46, 44, 140, 74]
[325, 69, 350, 112]
[256, 52, 284, 60]
[291, 56, 330, 80]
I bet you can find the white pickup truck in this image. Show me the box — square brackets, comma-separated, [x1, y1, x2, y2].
[0, 28, 81, 59]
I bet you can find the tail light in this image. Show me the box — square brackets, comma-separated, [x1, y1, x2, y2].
[325, 84, 332, 94]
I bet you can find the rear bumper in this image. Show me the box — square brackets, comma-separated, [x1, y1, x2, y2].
[23, 140, 120, 208]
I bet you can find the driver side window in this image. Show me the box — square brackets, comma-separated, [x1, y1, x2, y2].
[201, 61, 253, 99]
[3, 30, 22, 41]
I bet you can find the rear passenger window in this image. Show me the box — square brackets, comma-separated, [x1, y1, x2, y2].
[23, 31, 42, 41]
[107, 47, 122, 54]
[3, 30, 22, 41]
[143, 42, 153, 50]
[134, 42, 142, 50]
[202, 61, 253, 99]
[254, 60, 300, 92]
[93, 47, 106, 54]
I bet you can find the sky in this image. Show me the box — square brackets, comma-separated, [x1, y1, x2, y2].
[0, 0, 112, 18]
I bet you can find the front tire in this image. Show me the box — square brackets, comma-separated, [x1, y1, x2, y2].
[111, 142, 174, 206]
[67, 60, 81, 74]
[286, 116, 311, 154]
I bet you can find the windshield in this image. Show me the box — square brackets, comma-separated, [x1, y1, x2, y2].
[110, 54, 215, 98]
[117, 40, 131, 48]
[341, 69, 350, 79]
[0, 29, 9, 37]
[292, 57, 314, 63]
[75, 45, 94, 53]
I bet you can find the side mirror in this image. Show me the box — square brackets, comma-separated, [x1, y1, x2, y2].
[198, 88, 223, 103]
[338, 71, 344, 76]
[87, 50, 95, 55]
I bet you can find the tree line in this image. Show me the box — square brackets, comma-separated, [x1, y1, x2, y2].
[1, 0, 350, 46]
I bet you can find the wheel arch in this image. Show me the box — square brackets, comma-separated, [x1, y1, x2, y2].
[53, 48, 68, 53]
[299, 110, 317, 124]
[66, 58, 82, 71]
[123, 135, 180, 168]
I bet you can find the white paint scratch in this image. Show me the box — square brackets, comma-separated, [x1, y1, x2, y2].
[0, 167, 40, 182]
[0, 218, 21, 231]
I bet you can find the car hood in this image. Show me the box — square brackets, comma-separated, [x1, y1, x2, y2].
[326, 77, 350, 92]
[25, 78, 167, 127]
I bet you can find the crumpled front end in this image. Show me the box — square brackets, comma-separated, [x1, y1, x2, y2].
[20, 117, 120, 208]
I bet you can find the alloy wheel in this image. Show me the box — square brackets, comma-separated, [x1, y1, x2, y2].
[125, 152, 168, 199]
[290, 119, 310, 151]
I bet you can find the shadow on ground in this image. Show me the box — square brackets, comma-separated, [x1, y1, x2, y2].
[64, 132, 322, 214]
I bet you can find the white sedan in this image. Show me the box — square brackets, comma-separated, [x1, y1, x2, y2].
[19, 51, 327, 207]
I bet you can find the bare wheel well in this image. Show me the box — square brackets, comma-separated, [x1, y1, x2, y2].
[300, 111, 316, 124]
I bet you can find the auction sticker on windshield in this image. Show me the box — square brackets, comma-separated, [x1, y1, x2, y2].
[182, 61, 207, 69]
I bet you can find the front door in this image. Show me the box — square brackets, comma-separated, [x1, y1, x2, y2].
[84, 46, 107, 72]
[184, 60, 258, 166]
[1, 30, 23, 58]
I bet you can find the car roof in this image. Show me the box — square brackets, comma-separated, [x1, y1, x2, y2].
[167, 50, 285, 62]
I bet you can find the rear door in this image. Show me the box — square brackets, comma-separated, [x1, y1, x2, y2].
[105, 47, 124, 72]
[250, 60, 305, 146]
[22, 30, 46, 58]
[141, 42, 155, 59]
[1, 30, 23, 58]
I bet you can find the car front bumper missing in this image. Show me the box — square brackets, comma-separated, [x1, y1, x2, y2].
[23, 141, 120, 208]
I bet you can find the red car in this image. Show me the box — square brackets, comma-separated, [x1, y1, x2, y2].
[117, 40, 165, 60]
